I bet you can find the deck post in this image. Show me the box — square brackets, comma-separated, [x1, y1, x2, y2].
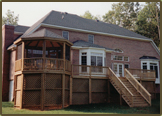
[20, 74, 24, 109]
[120, 91, 122, 106]
[89, 66, 91, 104]
[41, 73, 45, 111]
[70, 65, 73, 105]
[21, 41, 25, 71]
[62, 42, 66, 108]
[108, 79, 110, 103]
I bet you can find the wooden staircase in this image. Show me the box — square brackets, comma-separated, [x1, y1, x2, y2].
[119, 77, 149, 107]
[108, 68, 151, 107]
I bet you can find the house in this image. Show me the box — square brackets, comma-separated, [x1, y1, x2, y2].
[2, 10, 160, 110]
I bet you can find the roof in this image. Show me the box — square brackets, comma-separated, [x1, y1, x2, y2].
[139, 56, 159, 60]
[22, 28, 65, 39]
[73, 40, 113, 51]
[22, 10, 151, 40]
[14, 25, 29, 33]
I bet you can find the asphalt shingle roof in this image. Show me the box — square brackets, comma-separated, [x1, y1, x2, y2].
[22, 10, 151, 40]
[22, 28, 65, 39]
[139, 56, 159, 60]
[73, 40, 113, 51]
[14, 25, 29, 33]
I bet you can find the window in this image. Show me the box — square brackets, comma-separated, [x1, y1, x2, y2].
[91, 53, 103, 72]
[88, 35, 94, 44]
[150, 63, 158, 78]
[81, 52, 87, 72]
[142, 63, 147, 69]
[124, 56, 129, 61]
[114, 48, 123, 53]
[125, 64, 129, 69]
[113, 55, 123, 61]
[62, 31, 69, 40]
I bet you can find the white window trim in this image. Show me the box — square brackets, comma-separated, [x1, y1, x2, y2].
[62, 31, 69, 40]
[112, 63, 124, 77]
[141, 59, 160, 84]
[114, 48, 123, 53]
[79, 48, 106, 76]
[88, 34, 94, 44]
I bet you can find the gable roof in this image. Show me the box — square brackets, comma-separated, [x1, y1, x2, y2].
[22, 28, 65, 39]
[22, 10, 151, 40]
[73, 40, 113, 51]
[14, 25, 29, 33]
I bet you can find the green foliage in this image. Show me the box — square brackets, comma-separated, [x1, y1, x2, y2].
[2, 9, 19, 26]
[81, 10, 102, 21]
[103, 2, 139, 31]
[135, 2, 160, 46]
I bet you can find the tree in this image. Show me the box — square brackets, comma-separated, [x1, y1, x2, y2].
[81, 10, 102, 21]
[81, 11, 94, 20]
[135, 2, 160, 46]
[2, 9, 19, 26]
[103, 2, 139, 31]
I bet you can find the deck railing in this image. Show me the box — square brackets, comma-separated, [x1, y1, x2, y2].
[128, 68, 156, 81]
[72, 65, 108, 77]
[15, 58, 71, 71]
[45, 58, 64, 70]
[125, 69, 151, 106]
[15, 59, 22, 71]
[108, 67, 134, 107]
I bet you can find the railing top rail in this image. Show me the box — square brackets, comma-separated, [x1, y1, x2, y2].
[72, 65, 108, 68]
[108, 67, 134, 96]
[128, 68, 155, 72]
[125, 69, 151, 97]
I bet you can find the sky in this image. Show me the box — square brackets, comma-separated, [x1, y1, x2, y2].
[2, 2, 145, 26]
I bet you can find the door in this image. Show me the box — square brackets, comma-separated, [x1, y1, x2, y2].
[150, 63, 158, 79]
[113, 63, 124, 77]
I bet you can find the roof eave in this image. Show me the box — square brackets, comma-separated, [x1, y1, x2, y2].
[71, 46, 113, 52]
[14, 36, 73, 46]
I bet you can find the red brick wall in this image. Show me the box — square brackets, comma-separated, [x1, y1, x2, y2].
[71, 49, 79, 65]
[38, 26, 160, 69]
[2, 25, 14, 101]
[9, 50, 16, 80]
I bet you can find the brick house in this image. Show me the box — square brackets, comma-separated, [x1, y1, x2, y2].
[2, 10, 160, 110]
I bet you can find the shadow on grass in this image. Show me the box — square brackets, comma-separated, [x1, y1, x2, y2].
[63, 98, 160, 114]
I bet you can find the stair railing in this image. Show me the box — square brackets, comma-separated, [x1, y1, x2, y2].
[125, 69, 151, 106]
[108, 67, 134, 107]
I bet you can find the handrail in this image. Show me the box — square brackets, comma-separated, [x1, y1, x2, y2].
[108, 67, 134, 96]
[125, 69, 151, 105]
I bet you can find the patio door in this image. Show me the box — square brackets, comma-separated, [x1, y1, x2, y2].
[113, 63, 124, 77]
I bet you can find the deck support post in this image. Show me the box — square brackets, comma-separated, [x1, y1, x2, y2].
[41, 73, 45, 111]
[89, 66, 91, 104]
[120, 92, 122, 106]
[108, 80, 110, 103]
[62, 42, 66, 108]
[70, 65, 73, 105]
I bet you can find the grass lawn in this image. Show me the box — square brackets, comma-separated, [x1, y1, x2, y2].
[2, 97, 160, 114]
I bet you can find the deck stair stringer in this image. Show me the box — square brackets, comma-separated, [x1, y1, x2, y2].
[108, 67, 150, 107]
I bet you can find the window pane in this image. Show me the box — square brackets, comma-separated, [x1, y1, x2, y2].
[124, 57, 129, 61]
[119, 65, 123, 76]
[143, 65, 147, 69]
[91, 56, 96, 66]
[81, 56, 87, 65]
[113, 64, 117, 72]
[63, 31, 69, 40]
[88, 35, 94, 44]
[125, 64, 129, 69]
[155, 66, 158, 78]
[97, 57, 102, 66]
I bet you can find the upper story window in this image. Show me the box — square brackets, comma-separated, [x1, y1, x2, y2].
[114, 48, 123, 53]
[112, 55, 129, 62]
[113, 55, 123, 61]
[88, 35, 94, 44]
[62, 31, 69, 40]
